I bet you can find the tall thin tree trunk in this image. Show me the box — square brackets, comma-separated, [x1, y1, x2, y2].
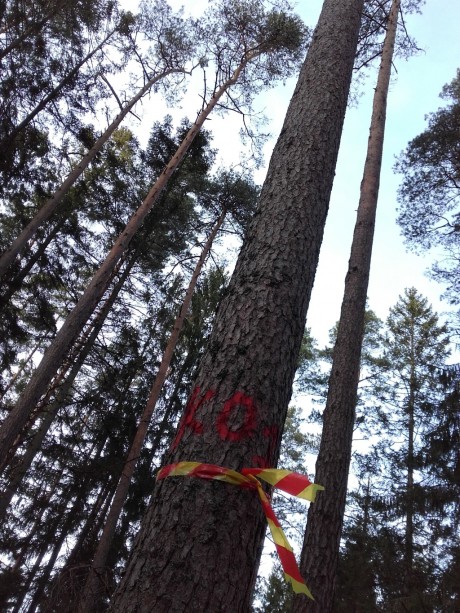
[0, 66, 187, 280]
[0, 215, 67, 308]
[148, 349, 197, 454]
[6, 468, 65, 611]
[110, 2, 364, 611]
[292, 2, 400, 611]
[79, 210, 226, 612]
[12, 548, 47, 613]
[0, 51, 253, 468]
[0, 258, 132, 519]
[41, 478, 117, 613]
[4, 27, 117, 144]
[25, 499, 86, 613]
[64, 477, 115, 570]
[405, 354, 416, 589]
[23, 433, 109, 613]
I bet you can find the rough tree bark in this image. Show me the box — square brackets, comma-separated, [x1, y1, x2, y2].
[110, 1, 364, 611]
[79, 209, 227, 612]
[292, 1, 400, 611]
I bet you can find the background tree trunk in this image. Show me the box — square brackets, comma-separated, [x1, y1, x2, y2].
[0, 260, 132, 519]
[292, 2, 400, 611]
[0, 67, 184, 281]
[4, 27, 117, 144]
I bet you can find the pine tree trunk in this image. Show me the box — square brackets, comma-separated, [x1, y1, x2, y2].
[6, 469, 64, 611]
[42, 478, 117, 613]
[0, 57, 251, 462]
[292, 2, 400, 611]
[0, 0, 65, 61]
[405, 353, 416, 589]
[12, 548, 48, 613]
[110, 2, 364, 611]
[0, 256, 126, 475]
[4, 27, 117, 143]
[0, 66, 185, 280]
[23, 435, 109, 613]
[148, 351, 196, 454]
[25, 506, 84, 613]
[0, 259, 131, 518]
[65, 477, 115, 569]
[79, 211, 226, 612]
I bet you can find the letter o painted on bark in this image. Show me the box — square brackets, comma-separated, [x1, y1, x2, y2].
[217, 391, 257, 441]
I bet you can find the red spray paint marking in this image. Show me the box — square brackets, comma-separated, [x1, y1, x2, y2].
[216, 391, 258, 441]
[171, 387, 278, 468]
[171, 387, 215, 451]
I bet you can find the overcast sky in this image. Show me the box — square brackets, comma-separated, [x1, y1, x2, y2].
[134, 0, 460, 346]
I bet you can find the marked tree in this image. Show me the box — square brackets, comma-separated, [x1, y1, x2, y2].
[78, 171, 258, 612]
[110, 0, 365, 610]
[0, 122, 216, 607]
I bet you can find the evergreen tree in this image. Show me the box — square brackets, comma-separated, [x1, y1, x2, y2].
[0, 1, 194, 279]
[396, 69, 460, 307]
[254, 563, 294, 613]
[78, 170, 258, 612]
[0, 118, 231, 609]
[110, 1, 365, 610]
[335, 289, 454, 612]
[0, 0, 307, 466]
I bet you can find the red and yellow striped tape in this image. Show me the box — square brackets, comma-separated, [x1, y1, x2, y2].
[157, 461, 324, 599]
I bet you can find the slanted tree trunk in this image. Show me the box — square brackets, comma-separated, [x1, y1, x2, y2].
[0, 258, 132, 519]
[41, 477, 117, 613]
[79, 210, 227, 612]
[0, 253, 128, 476]
[0, 215, 67, 307]
[0, 0, 66, 61]
[6, 469, 65, 612]
[4, 26, 118, 142]
[25, 498, 87, 613]
[292, 2, 400, 611]
[110, 1, 364, 611]
[64, 477, 116, 570]
[0, 66, 187, 281]
[22, 434, 109, 613]
[0, 49, 259, 462]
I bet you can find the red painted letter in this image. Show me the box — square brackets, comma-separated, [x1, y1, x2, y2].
[217, 391, 257, 441]
[171, 387, 215, 450]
